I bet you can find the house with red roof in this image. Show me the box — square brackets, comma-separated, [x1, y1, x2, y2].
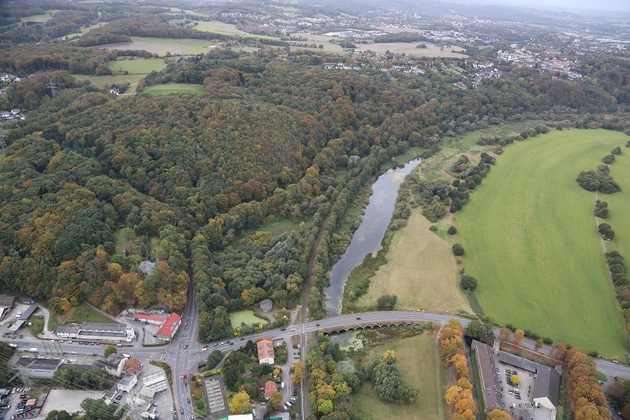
[257, 339, 274, 365]
[264, 380, 277, 399]
[123, 356, 143, 375]
[156, 312, 181, 341]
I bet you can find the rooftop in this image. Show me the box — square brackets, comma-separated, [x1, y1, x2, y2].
[471, 340, 501, 411]
[156, 312, 181, 338]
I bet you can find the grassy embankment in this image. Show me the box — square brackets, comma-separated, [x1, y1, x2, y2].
[354, 211, 472, 314]
[48, 303, 115, 333]
[353, 333, 446, 420]
[457, 129, 630, 358]
[229, 310, 269, 329]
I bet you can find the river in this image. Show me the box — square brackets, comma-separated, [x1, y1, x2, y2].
[324, 158, 422, 316]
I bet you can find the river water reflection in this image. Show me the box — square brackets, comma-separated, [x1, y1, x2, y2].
[323, 158, 421, 316]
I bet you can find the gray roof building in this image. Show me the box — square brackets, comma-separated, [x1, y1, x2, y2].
[19, 304, 38, 320]
[472, 340, 502, 412]
[533, 365, 561, 407]
[0, 295, 16, 307]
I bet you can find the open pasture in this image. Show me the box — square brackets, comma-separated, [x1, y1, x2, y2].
[108, 58, 166, 74]
[457, 129, 630, 357]
[353, 333, 446, 420]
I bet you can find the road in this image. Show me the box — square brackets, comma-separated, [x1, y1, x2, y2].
[3, 309, 630, 418]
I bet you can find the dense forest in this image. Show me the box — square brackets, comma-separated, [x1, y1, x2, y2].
[1, 2, 630, 344]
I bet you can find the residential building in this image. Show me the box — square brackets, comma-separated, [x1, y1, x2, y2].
[264, 380, 277, 399]
[257, 339, 275, 365]
[123, 356, 143, 376]
[94, 353, 127, 377]
[117, 374, 138, 393]
[156, 312, 181, 341]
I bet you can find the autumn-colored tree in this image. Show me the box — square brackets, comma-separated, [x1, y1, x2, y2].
[564, 348, 608, 420]
[228, 390, 252, 414]
[535, 338, 544, 350]
[513, 329, 524, 344]
[553, 342, 568, 361]
[510, 374, 519, 385]
[486, 409, 512, 420]
[291, 361, 305, 386]
[268, 391, 282, 411]
[498, 327, 511, 341]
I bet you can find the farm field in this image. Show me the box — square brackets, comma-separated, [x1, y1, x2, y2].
[353, 333, 446, 420]
[108, 58, 166, 74]
[229, 310, 268, 329]
[143, 83, 203, 95]
[20, 13, 55, 23]
[73, 74, 145, 91]
[355, 42, 467, 58]
[355, 211, 472, 314]
[94, 37, 217, 55]
[457, 129, 630, 357]
[192, 20, 249, 36]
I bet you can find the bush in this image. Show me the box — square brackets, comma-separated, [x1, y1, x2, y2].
[626, 140, 630, 148]
[576, 170, 621, 193]
[448, 226, 457, 235]
[460, 274, 477, 291]
[602, 154, 615, 164]
[612, 146, 621, 155]
[452, 244, 465, 256]
[377, 294, 398, 310]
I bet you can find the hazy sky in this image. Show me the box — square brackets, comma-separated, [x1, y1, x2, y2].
[455, 0, 630, 12]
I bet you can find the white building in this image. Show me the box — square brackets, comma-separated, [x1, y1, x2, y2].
[117, 374, 138, 393]
[56, 322, 134, 342]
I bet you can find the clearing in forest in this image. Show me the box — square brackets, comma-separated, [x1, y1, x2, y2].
[457, 129, 630, 358]
[143, 83, 203, 95]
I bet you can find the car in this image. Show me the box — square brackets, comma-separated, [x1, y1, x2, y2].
[181, 408, 184, 414]
[291, 328, 296, 332]
[202, 347, 208, 351]
[240, 337, 245, 341]
[212, 343, 218, 347]
[293, 389, 298, 396]
[281, 328, 287, 331]
[184, 345, 188, 349]
[187, 398, 190, 403]
[316, 323, 320, 327]
[290, 397, 296, 402]
[220, 342, 225, 345]
[356, 317, 361, 320]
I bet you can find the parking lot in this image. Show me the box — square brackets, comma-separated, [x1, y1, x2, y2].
[496, 362, 536, 412]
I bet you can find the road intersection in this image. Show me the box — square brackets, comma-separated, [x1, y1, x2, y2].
[2, 306, 630, 418]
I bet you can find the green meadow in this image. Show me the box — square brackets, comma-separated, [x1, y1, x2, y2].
[143, 83, 203, 95]
[72, 74, 145, 91]
[108, 58, 166, 74]
[458, 129, 630, 357]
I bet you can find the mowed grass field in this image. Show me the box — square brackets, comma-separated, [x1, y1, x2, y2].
[108, 58, 166, 74]
[143, 83, 203, 95]
[457, 129, 630, 357]
[356, 211, 472, 314]
[353, 333, 446, 420]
